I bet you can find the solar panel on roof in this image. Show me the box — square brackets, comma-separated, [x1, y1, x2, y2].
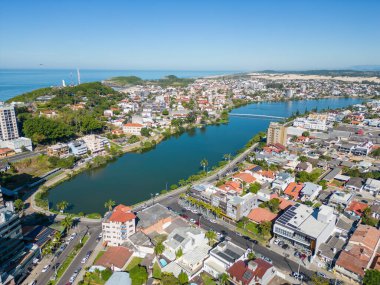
[224, 248, 240, 260]
[217, 252, 235, 263]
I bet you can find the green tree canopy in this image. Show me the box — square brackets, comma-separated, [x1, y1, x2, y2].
[363, 269, 380, 285]
[129, 265, 148, 285]
[178, 271, 189, 285]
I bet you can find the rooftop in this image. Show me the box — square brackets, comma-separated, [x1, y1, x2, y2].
[136, 203, 176, 229]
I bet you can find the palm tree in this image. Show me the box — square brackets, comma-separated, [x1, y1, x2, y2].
[42, 244, 53, 257]
[104, 199, 116, 212]
[200, 158, 208, 172]
[154, 242, 165, 256]
[13, 199, 24, 215]
[178, 179, 186, 187]
[218, 273, 229, 285]
[205, 230, 217, 246]
[56, 201, 69, 213]
[223, 153, 231, 163]
[61, 215, 74, 231]
[53, 232, 62, 246]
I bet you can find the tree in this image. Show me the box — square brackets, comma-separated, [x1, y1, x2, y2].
[200, 158, 208, 172]
[14, 199, 24, 214]
[249, 182, 261, 194]
[175, 247, 183, 259]
[178, 271, 188, 285]
[154, 242, 165, 255]
[247, 252, 256, 260]
[140, 127, 151, 137]
[311, 274, 329, 285]
[162, 109, 169, 116]
[218, 273, 229, 285]
[104, 199, 116, 212]
[129, 265, 148, 285]
[302, 131, 310, 137]
[363, 269, 380, 285]
[161, 273, 180, 285]
[258, 221, 272, 237]
[205, 230, 217, 246]
[61, 215, 74, 231]
[56, 200, 69, 213]
[223, 153, 231, 162]
[298, 156, 308, 163]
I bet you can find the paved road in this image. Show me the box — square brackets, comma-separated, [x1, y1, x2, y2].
[57, 225, 102, 285]
[164, 199, 319, 283]
[0, 150, 45, 164]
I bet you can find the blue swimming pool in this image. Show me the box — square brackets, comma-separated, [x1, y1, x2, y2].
[159, 258, 168, 267]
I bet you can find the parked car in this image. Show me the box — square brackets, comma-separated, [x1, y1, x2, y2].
[29, 280, 37, 285]
[41, 265, 50, 273]
[317, 272, 327, 279]
[189, 219, 196, 223]
[262, 256, 273, 264]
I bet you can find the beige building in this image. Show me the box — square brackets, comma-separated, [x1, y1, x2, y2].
[47, 143, 69, 158]
[102, 204, 136, 247]
[267, 122, 287, 146]
[82, 134, 110, 153]
[123, 123, 143, 136]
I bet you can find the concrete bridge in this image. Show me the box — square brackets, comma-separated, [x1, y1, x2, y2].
[230, 113, 286, 119]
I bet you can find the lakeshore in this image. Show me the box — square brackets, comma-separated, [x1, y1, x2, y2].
[46, 97, 363, 214]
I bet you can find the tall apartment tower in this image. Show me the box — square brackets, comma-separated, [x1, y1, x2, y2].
[267, 122, 288, 146]
[0, 104, 19, 141]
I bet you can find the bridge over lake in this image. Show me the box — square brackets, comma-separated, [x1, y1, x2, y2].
[230, 113, 286, 119]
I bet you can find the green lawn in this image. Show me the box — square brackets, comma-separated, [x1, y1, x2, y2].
[201, 273, 216, 285]
[125, 257, 143, 271]
[152, 262, 162, 279]
[245, 221, 260, 234]
[94, 251, 105, 263]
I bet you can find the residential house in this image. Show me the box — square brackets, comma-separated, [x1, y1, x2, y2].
[68, 140, 88, 156]
[0, 148, 15, 159]
[136, 203, 177, 235]
[272, 172, 294, 191]
[295, 162, 313, 173]
[203, 241, 246, 278]
[94, 246, 133, 271]
[284, 182, 304, 200]
[102, 205, 136, 246]
[257, 188, 277, 202]
[123, 123, 144, 136]
[47, 143, 69, 158]
[227, 259, 276, 285]
[226, 193, 257, 221]
[300, 182, 322, 201]
[345, 201, 368, 220]
[104, 272, 132, 285]
[328, 191, 354, 209]
[162, 227, 208, 261]
[335, 225, 380, 282]
[247, 208, 277, 224]
[362, 178, 380, 196]
[317, 234, 346, 269]
[345, 177, 364, 192]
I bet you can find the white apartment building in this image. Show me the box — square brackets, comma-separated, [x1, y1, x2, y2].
[0, 104, 19, 141]
[82, 134, 110, 153]
[102, 204, 136, 246]
[123, 123, 143, 136]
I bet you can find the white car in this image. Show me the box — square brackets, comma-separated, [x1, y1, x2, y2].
[81, 257, 87, 264]
[189, 219, 196, 223]
[210, 219, 216, 223]
[41, 265, 50, 273]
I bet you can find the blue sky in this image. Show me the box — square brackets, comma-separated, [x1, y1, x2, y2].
[0, 0, 379, 70]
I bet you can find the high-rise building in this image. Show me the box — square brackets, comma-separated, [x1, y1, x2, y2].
[267, 122, 288, 146]
[0, 104, 19, 141]
[0, 202, 24, 281]
[0, 189, 3, 207]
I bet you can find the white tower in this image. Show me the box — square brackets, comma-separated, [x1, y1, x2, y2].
[62, 80, 66, 87]
[77, 68, 81, 85]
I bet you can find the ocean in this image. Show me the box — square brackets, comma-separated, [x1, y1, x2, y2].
[0, 69, 237, 101]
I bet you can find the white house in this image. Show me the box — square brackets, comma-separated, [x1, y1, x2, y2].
[123, 123, 143, 136]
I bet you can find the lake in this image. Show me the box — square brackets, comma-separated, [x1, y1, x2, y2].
[48, 98, 363, 214]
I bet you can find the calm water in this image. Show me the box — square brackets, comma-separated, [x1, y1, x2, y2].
[48, 98, 363, 214]
[0, 69, 236, 101]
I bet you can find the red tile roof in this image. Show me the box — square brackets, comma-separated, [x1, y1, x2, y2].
[227, 259, 273, 285]
[219, 181, 243, 193]
[346, 201, 368, 216]
[247, 208, 277, 224]
[284, 182, 304, 200]
[233, 172, 256, 184]
[95, 246, 133, 269]
[259, 170, 275, 179]
[278, 197, 295, 210]
[109, 204, 136, 223]
[124, 123, 143, 127]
